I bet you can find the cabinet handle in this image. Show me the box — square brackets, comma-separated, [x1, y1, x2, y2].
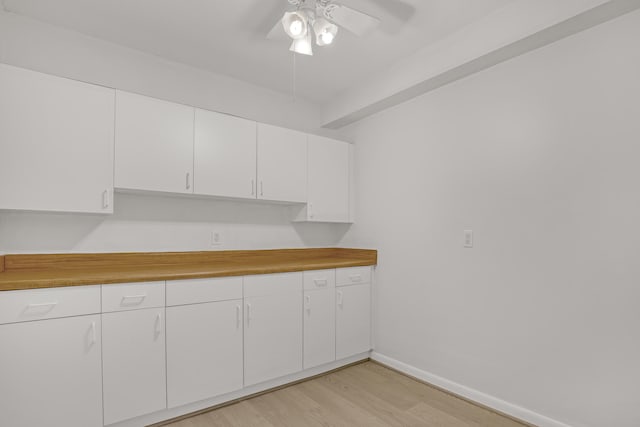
[236, 305, 241, 329]
[349, 274, 363, 282]
[89, 321, 97, 346]
[251, 179, 255, 196]
[313, 278, 327, 287]
[102, 189, 109, 209]
[121, 294, 146, 306]
[309, 203, 314, 219]
[25, 302, 58, 313]
[260, 181, 263, 196]
[246, 303, 251, 326]
[305, 295, 311, 313]
[337, 291, 343, 308]
[154, 313, 162, 336]
[186, 172, 191, 190]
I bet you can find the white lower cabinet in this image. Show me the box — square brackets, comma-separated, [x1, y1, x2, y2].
[166, 299, 244, 408]
[244, 272, 303, 386]
[0, 315, 103, 427]
[303, 269, 336, 369]
[102, 307, 167, 425]
[336, 283, 372, 359]
[304, 287, 336, 369]
[0, 266, 372, 426]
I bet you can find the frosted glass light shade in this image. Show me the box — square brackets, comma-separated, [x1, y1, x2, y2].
[313, 18, 338, 46]
[289, 32, 313, 56]
[282, 11, 308, 40]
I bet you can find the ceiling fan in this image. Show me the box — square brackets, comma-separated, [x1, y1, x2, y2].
[267, 0, 383, 56]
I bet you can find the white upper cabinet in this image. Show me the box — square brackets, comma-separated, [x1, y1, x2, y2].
[306, 135, 350, 222]
[0, 63, 115, 213]
[0, 64, 354, 216]
[194, 109, 257, 199]
[257, 123, 307, 203]
[115, 91, 194, 194]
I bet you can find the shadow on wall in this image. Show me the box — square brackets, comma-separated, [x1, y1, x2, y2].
[0, 192, 351, 253]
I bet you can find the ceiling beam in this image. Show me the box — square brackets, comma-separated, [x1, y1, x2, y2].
[322, 0, 640, 129]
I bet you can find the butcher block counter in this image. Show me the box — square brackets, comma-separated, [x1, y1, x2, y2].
[0, 247, 377, 291]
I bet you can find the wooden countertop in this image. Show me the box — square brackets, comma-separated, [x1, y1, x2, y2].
[0, 248, 377, 291]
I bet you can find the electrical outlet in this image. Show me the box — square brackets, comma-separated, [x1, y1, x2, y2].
[464, 229, 473, 248]
[211, 230, 223, 247]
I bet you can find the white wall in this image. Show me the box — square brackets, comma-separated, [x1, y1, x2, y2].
[0, 9, 322, 132]
[0, 10, 350, 254]
[341, 9, 640, 427]
[0, 193, 349, 253]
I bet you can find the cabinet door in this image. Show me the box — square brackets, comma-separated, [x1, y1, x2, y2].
[166, 299, 243, 408]
[102, 307, 166, 425]
[244, 292, 303, 386]
[307, 135, 350, 222]
[194, 109, 257, 199]
[303, 288, 336, 369]
[0, 63, 114, 213]
[0, 315, 103, 427]
[115, 91, 194, 194]
[257, 123, 307, 203]
[336, 284, 371, 359]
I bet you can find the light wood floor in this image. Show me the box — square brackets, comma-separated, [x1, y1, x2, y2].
[163, 361, 529, 427]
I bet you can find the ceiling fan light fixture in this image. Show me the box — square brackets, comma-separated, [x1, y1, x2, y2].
[282, 10, 308, 39]
[271, 0, 381, 54]
[313, 18, 338, 46]
[289, 31, 313, 56]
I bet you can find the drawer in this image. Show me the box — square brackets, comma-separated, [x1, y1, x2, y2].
[336, 266, 372, 287]
[0, 285, 101, 325]
[166, 277, 242, 306]
[244, 272, 302, 298]
[303, 269, 335, 291]
[102, 281, 165, 313]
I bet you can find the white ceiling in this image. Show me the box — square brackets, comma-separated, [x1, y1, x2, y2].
[3, 0, 512, 104]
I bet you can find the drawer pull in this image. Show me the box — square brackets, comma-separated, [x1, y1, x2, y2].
[24, 302, 58, 314]
[349, 274, 363, 282]
[313, 278, 328, 287]
[120, 294, 146, 306]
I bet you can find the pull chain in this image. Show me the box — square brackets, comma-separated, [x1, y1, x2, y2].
[292, 50, 297, 102]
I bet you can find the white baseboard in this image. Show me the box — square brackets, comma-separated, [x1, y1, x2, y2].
[370, 352, 572, 427]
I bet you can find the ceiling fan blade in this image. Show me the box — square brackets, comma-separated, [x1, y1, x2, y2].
[266, 18, 288, 41]
[364, 0, 415, 22]
[325, 4, 381, 36]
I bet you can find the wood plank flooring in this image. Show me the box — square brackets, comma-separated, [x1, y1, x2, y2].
[163, 362, 529, 427]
